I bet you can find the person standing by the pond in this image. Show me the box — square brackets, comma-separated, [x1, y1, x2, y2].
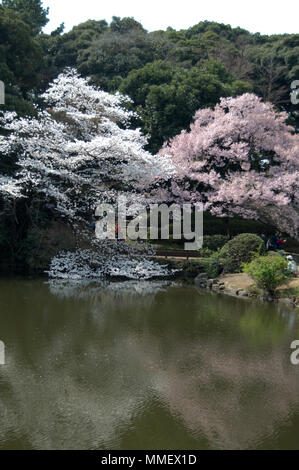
[115, 223, 120, 240]
[88, 217, 96, 232]
[286, 255, 298, 276]
[267, 232, 286, 252]
[276, 232, 286, 250]
[260, 233, 267, 245]
[267, 234, 278, 251]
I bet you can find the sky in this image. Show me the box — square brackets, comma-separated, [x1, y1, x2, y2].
[43, 0, 299, 36]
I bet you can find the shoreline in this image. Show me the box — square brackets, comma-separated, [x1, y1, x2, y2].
[194, 272, 299, 309]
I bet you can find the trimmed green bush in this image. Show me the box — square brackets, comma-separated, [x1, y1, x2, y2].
[203, 235, 228, 251]
[243, 255, 291, 296]
[219, 233, 265, 273]
[198, 247, 214, 258]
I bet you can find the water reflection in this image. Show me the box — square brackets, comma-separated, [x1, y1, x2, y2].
[0, 279, 298, 449]
[48, 279, 176, 300]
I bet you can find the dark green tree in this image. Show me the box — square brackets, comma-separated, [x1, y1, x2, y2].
[110, 16, 145, 34]
[0, 6, 42, 114]
[53, 20, 108, 69]
[1, 0, 49, 35]
[120, 60, 252, 152]
[79, 28, 155, 91]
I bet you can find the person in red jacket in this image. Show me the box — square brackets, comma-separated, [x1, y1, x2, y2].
[115, 224, 119, 240]
[276, 232, 286, 250]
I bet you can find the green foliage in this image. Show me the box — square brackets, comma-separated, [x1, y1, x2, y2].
[219, 233, 265, 273]
[198, 235, 228, 258]
[82, 30, 155, 91]
[247, 285, 263, 296]
[198, 247, 214, 258]
[120, 59, 251, 152]
[202, 213, 275, 237]
[248, 35, 299, 106]
[0, 7, 42, 114]
[53, 20, 108, 70]
[243, 255, 291, 296]
[203, 234, 228, 251]
[1, 10, 297, 139]
[198, 251, 221, 278]
[278, 287, 299, 299]
[110, 16, 146, 34]
[2, 0, 49, 35]
[24, 221, 76, 272]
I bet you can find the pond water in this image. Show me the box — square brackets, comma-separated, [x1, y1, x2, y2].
[0, 278, 298, 450]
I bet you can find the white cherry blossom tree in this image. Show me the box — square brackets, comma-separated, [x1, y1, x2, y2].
[0, 70, 176, 280]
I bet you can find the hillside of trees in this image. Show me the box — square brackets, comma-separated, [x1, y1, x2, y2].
[1, 1, 298, 152]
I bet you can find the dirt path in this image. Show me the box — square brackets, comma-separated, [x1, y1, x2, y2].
[219, 273, 299, 292]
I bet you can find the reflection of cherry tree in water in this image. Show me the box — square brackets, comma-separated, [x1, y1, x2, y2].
[1, 283, 299, 449]
[48, 279, 176, 311]
[149, 341, 299, 449]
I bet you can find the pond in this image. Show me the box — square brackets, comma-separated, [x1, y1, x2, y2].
[0, 278, 298, 450]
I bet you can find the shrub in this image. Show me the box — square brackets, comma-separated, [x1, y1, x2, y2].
[243, 255, 291, 296]
[203, 234, 228, 251]
[219, 233, 265, 273]
[198, 252, 221, 278]
[198, 247, 214, 258]
[247, 285, 262, 296]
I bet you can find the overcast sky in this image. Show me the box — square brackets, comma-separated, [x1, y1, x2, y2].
[43, 0, 298, 36]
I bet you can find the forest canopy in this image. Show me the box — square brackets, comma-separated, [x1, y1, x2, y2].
[0, 1, 298, 150]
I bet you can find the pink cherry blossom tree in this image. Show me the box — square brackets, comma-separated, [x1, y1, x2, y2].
[159, 93, 299, 238]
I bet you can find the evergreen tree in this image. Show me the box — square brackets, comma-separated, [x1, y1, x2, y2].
[2, 0, 49, 35]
